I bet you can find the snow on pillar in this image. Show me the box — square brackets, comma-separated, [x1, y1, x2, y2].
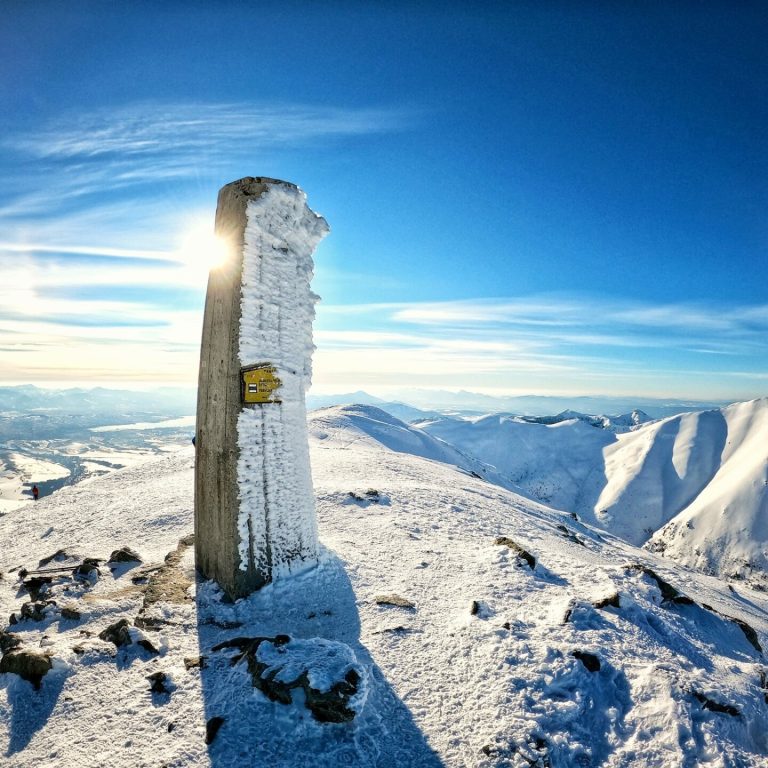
[195, 177, 329, 599]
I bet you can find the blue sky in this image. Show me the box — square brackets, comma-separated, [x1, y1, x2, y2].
[1, 1, 766, 400]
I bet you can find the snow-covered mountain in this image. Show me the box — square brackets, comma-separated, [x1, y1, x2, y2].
[416, 399, 768, 587]
[0, 405, 767, 766]
[643, 399, 768, 587]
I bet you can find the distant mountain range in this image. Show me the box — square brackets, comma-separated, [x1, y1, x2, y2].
[0, 385, 196, 417]
[1, 383, 728, 423]
[307, 388, 727, 420]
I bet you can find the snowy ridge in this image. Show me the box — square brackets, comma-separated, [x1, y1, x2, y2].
[1, 419, 767, 766]
[308, 405, 518, 492]
[643, 399, 768, 587]
[415, 412, 616, 520]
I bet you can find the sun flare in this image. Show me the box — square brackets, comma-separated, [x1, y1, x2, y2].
[177, 222, 230, 273]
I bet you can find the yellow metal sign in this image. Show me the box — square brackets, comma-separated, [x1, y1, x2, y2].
[242, 365, 282, 404]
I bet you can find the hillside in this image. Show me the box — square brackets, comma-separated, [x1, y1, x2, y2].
[644, 399, 768, 587]
[416, 399, 768, 587]
[0, 406, 767, 766]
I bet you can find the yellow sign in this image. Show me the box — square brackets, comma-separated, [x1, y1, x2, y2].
[242, 365, 282, 404]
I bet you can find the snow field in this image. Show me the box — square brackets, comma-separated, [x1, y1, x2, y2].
[0, 407, 767, 766]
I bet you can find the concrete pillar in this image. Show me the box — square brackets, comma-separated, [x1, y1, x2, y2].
[195, 177, 329, 599]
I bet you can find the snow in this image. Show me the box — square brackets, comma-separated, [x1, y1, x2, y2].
[416, 400, 768, 587]
[646, 399, 768, 586]
[1, 406, 767, 766]
[90, 416, 196, 432]
[235, 183, 329, 575]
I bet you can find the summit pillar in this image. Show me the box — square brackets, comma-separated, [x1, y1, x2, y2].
[194, 177, 329, 599]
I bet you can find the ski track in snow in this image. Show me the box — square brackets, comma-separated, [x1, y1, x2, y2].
[0, 406, 766, 766]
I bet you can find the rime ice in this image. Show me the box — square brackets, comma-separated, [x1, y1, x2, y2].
[236, 184, 328, 576]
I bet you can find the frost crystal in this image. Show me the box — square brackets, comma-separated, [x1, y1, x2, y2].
[236, 184, 328, 575]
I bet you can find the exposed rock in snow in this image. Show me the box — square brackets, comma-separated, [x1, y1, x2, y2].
[0, 649, 53, 690]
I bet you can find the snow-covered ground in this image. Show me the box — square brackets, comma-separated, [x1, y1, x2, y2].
[1, 405, 767, 766]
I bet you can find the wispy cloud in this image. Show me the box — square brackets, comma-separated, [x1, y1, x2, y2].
[311, 295, 768, 398]
[7, 102, 411, 160]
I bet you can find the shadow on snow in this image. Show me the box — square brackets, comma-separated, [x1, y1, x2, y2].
[196, 546, 444, 767]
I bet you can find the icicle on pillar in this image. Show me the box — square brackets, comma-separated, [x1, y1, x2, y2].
[195, 177, 329, 599]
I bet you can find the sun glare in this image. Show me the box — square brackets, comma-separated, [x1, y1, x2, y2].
[177, 222, 230, 273]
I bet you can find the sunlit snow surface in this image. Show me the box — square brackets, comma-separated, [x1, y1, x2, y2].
[0, 406, 766, 766]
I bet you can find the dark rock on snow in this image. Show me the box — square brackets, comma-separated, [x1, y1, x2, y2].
[206, 716, 226, 745]
[0, 648, 53, 689]
[494, 537, 536, 569]
[108, 547, 143, 564]
[572, 650, 601, 672]
[374, 594, 415, 609]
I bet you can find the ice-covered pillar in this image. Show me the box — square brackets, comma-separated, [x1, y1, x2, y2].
[195, 177, 329, 599]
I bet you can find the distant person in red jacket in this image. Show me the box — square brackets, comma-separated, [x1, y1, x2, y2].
[32, 485, 39, 501]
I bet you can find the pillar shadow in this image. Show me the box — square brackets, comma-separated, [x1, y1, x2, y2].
[196, 546, 444, 767]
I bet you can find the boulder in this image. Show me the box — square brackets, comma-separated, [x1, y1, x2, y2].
[0, 648, 53, 689]
[108, 547, 143, 564]
[212, 634, 366, 723]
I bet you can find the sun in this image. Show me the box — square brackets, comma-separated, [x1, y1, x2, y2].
[177, 221, 230, 273]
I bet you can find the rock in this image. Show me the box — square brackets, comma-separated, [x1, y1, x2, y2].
[627, 564, 691, 605]
[184, 656, 207, 670]
[494, 537, 536, 569]
[206, 716, 225, 745]
[134, 614, 168, 631]
[137, 639, 159, 655]
[0, 648, 53, 689]
[19, 600, 57, 622]
[212, 634, 366, 723]
[74, 558, 101, 582]
[99, 619, 133, 647]
[693, 691, 740, 717]
[143, 538, 194, 608]
[38, 549, 78, 568]
[108, 547, 143, 564]
[555, 524, 585, 546]
[470, 600, 481, 616]
[305, 668, 361, 723]
[572, 651, 601, 672]
[99, 618, 159, 655]
[0, 630, 22, 654]
[60, 606, 82, 621]
[726, 616, 763, 654]
[147, 671, 170, 694]
[592, 593, 621, 610]
[374, 594, 415, 609]
[22, 576, 53, 601]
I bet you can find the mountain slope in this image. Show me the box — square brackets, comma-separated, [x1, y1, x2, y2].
[414, 412, 616, 520]
[0, 416, 766, 766]
[416, 399, 768, 586]
[644, 399, 768, 586]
